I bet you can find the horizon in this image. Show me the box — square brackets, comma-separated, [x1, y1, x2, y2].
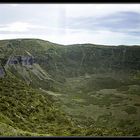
[1, 37, 139, 47]
[0, 37, 139, 46]
[0, 4, 140, 45]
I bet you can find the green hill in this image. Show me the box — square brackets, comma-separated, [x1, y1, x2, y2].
[0, 38, 140, 136]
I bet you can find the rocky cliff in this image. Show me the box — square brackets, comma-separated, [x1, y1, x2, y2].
[0, 66, 5, 77]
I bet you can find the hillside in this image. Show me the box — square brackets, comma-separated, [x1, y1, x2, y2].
[0, 39, 140, 136]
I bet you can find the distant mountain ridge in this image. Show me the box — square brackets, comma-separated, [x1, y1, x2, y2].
[0, 38, 140, 90]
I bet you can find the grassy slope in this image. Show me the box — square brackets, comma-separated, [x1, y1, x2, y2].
[0, 72, 75, 136]
[1, 39, 140, 80]
[0, 39, 140, 136]
[1, 72, 137, 136]
[57, 73, 140, 129]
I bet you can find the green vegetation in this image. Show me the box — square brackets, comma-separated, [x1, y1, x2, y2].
[0, 39, 140, 136]
[0, 73, 74, 136]
[124, 106, 137, 114]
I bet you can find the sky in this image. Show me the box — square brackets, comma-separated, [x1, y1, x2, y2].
[0, 4, 140, 45]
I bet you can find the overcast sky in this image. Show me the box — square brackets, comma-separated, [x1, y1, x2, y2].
[0, 4, 140, 45]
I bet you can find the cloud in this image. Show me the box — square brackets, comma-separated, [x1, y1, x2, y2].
[0, 4, 140, 45]
[53, 29, 140, 45]
[0, 22, 32, 32]
[65, 10, 140, 38]
[0, 27, 140, 46]
[0, 22, 49, 33]
[98, 11, 140, 28]
[9, 4, 19, 7]
[65, 4, 140, 18]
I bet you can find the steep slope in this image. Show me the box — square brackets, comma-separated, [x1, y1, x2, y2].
[0, 72, 75, 136]
[45, 44, 140, 78]
[1, 72, 137, 136]
[0, 39, 62, 90]
[1, 39, 140, 83]
[0, 38, 140, 136]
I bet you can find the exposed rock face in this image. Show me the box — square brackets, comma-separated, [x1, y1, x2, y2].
[0, 66, 5, 77]
[7, 56, 35, 66]
[21, 56, 35, 65]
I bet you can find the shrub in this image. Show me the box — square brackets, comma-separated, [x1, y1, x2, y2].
[124, 106, 137, 114]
